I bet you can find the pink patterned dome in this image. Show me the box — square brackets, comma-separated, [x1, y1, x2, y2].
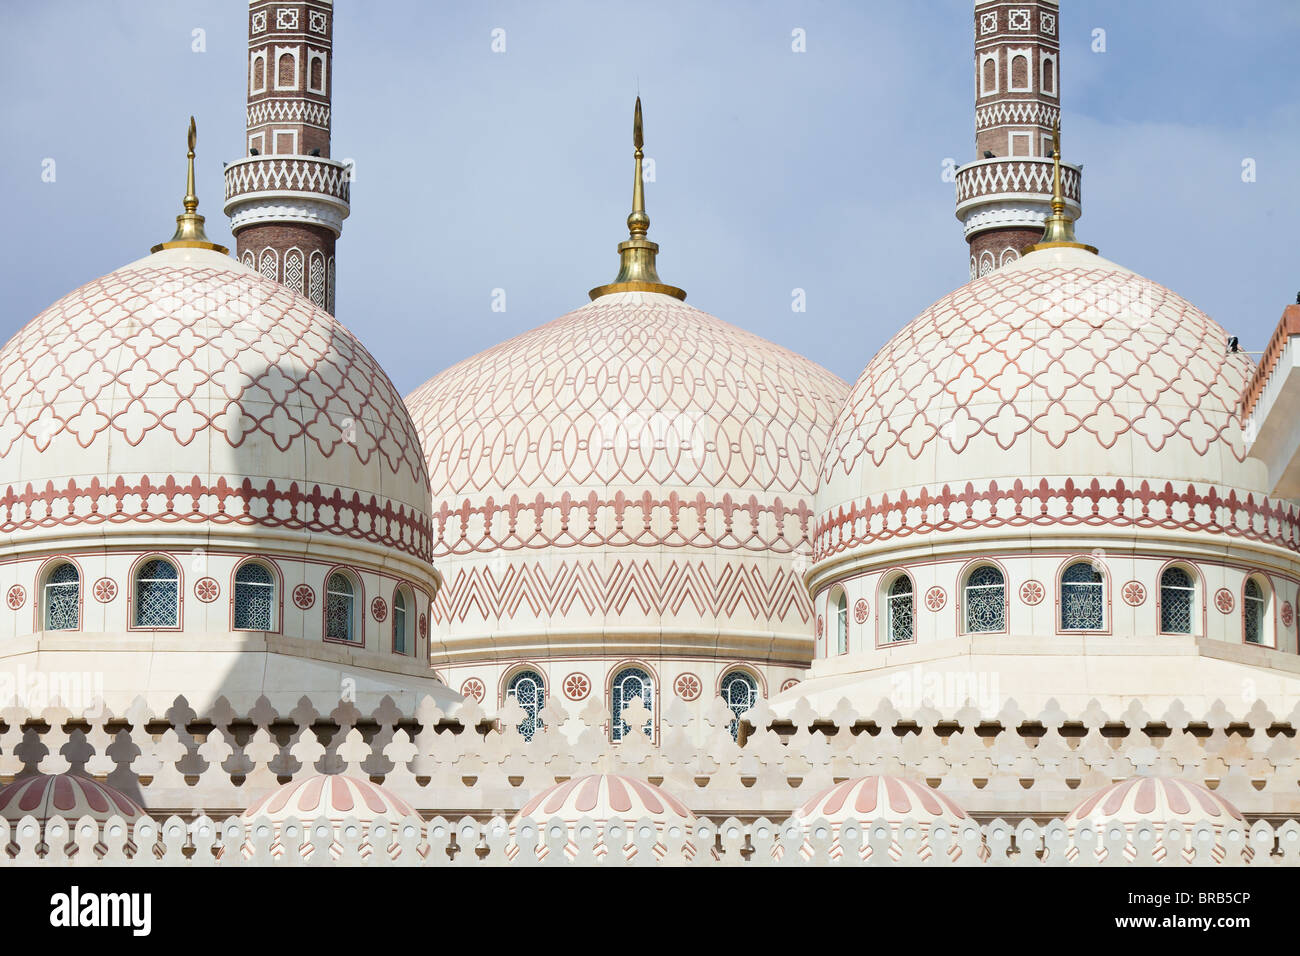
[0, 773, 146, 826]
[406, 291, 848, 657]
[814, 246, 1275, 565]
[508, 772, 698, 861]
[242, 773, 416, 823]
[240, 773, 417, 860]
[0, 247, 433, 562]
[788, 775, 975, 862]
[1065, 776, 1246, 863]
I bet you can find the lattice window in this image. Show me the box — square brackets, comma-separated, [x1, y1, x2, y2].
[326, 257, 335, 313]
[134, 559, 179, 627]
[1245, 578, 1266, 645]
[1160, 567, 1194, 634]
[506, 670, 545, 741]
[720, 670, 759, 741]
[259, 249, 278, 280]
[1061, 562, 1104, 630]
[234, 563, 275, 631]
[284, 249, 304, 296]
[965, 565, 1005, 633]
[610, 667, 653, 741]
[44, 562, 79, 631]
[835, 591, 848, 654]
[392, 589, 408, 654]
[309, 251, 326, 308]
[887, 575, 914, 643]
[326, 572, 355, 642]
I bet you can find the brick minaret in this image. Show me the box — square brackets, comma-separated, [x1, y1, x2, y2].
[954, 0, 1082, 279]
[224, 0, 350, 313]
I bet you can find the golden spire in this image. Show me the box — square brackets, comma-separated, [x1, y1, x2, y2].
[1022, 119, 1097, 255]
[588, 97, 686, 301]
[151, 116, 229, 254]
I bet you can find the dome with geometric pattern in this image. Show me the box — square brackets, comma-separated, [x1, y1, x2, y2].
[814, 245, 1271, 565]
[0, 773, 147, 827]
[406, 290, 848, 683]
[0, 246, 432, 564]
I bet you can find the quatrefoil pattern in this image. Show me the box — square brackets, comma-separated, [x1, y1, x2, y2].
[0, 254, 430, 520]
[821, 260, 1255, 489]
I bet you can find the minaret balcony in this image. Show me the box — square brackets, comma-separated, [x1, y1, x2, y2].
[954, 156, 1081, 237]
[223, 154, 351, 235]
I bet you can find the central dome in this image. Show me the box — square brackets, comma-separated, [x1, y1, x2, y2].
[406, 290, 848, 675]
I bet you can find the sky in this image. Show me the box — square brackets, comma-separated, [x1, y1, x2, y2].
[2, 0, 1299, 396]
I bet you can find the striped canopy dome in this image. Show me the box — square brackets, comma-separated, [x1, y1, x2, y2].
[242, 774, 416, 823]
[0, 773, 146, 826]
[788, 775, 975, 863]
[510, 773, 698, 862]
[1066, 777, 1246, 863]
[1067, 777, 1243, 828]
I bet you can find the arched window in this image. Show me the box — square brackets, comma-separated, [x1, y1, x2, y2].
[1061, 561, 1104, 631]
[134, 559, 179, 628]
[1160, 567, 1194, 635]
[1010, 54, 1030, 90]
[234, 562, 275, 631]
[1244, 578, 1267, 645]
[887, 575, 914, 644]
[506, 669, 545, 741]
[43, 562, 80, 631]
[392, 588, 409, 654]
[965, 565, 1005, 633]
[720, 670, 759, 741]
[610, 667, 653, 741]
[276, 51, 296, 88]
[834, 590, 848, 654]
[326, 572, 356, 643]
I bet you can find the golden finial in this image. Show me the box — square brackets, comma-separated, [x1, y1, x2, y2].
[1022, 118, 1097, 255]
[589, 96, 686, 301]
[151, 115, 229, 254]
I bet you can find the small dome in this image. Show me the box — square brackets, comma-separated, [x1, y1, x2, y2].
[1066, 776, 1246, 863]
[0, 247, 433, 563]
[788, 775, 975, 863]
[0, 773, 146, 826]
[509, 772, 698, 862]
[242, 773, 415, 823]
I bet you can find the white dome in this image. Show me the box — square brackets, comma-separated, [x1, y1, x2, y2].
[0, 246, 432, 564]
[406, 290, 848, 663]
[814, 245, 1277, 565]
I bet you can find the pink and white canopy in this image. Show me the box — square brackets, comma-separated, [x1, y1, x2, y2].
[242, 773, 416, 823]
[794, 775, 970, 825]
[0, 773, 146, 826]
[1066, 776, 1244, 829]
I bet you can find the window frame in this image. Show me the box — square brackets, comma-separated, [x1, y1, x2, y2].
[231, 558, 280, 633]
[961, 560, 1008, 636]
[1242, 574, 1274, 648]
[878, 570, 916, 648]
[391, 583, 414, 655]
[128, 554, 183, 631]
[503, 666, 547, 741]
[832, 587, 848, 655]
[608, 661, 657, 743]
[322, 567, 363, 646]
[37, 557, 82, 633]
[1156, 562, 1199, 637]
[718, 667, 762, 741]
[1056, 556, 1110, 635]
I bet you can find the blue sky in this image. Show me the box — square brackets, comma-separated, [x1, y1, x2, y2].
[3, 1, 1299, 395]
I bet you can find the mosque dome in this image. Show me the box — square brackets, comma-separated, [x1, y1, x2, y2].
[0, 244, 432, 563]
[786, 775, 975, 862]
[814, 243, 1268, 566]
[1065, 776, 1246, 862]
[405, 100, 848, 701]
[508, 772, 699, 861]
[239, 773, 418, 860]
[0, 773, 147, 829]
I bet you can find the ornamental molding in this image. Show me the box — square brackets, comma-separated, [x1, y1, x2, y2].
[246, 98, 331, 130]
[958, 200, 1058, 237]
[432, 492, 815, 557]
[0, 475, 434, 562]
[954, 158, 1081, 219]
[813, 478, 1300, 563]
[223, 156, 351, 227]
[226, 195, 348, 234]
[430, 556, 812, 626]
[975, 100, 1060, 131]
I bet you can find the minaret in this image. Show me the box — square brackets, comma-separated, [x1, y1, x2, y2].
[224, 0, 350, 312]
[954, 0, 1082, 278]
